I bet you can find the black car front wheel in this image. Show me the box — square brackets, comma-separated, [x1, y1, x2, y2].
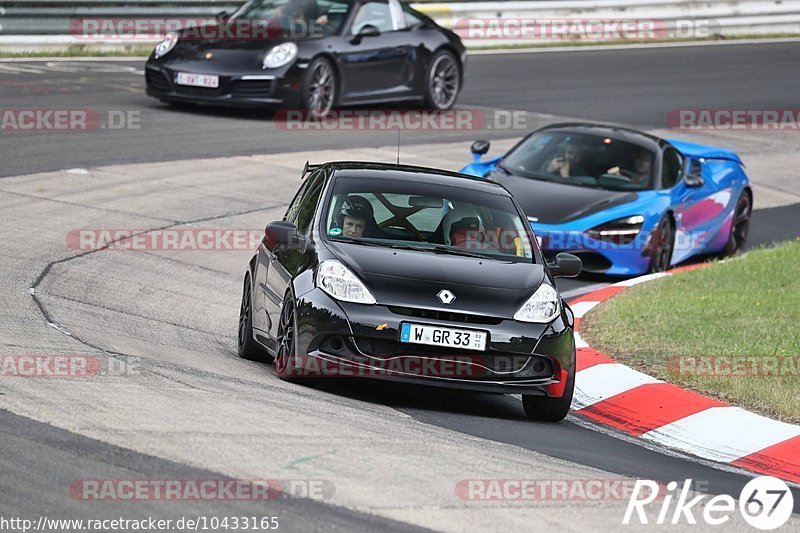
[424, 50, 461, 110]
[274, 293, 301, 380]
[522, 369, 575, 422]
[302, 57, 336, 118]
[238, 274, 271, 362]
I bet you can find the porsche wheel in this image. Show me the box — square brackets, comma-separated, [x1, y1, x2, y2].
[238, 274, 271, 362]
[302, 57, 336, 118]
[724, 191, 752, 256]
[648, 215, 674, 273]
[522, 369, 575, 422]
[424, 50, 460, 110]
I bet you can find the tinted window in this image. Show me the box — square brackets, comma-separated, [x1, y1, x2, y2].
[296, 182, 323, 234]
[351, 1, 393, 34]
[284, 170, 322, 222]
[661, 147, 683, 189]
[502, 132, 657, 191]
[324, 177, 536, 263]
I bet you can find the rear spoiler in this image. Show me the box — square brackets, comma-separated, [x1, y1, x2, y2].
[301, 161, 323, 179]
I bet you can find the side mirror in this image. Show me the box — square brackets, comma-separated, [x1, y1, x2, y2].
[550, 252, 582, 278]
[351, 24, 380, 43]
[684, 159, 704, 188]
[471, 140, 490, 157]
[265, 221, 298, 246]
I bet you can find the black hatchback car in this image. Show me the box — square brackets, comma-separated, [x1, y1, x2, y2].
[145, 0, 465, 116]
[238, 162, 582, 421]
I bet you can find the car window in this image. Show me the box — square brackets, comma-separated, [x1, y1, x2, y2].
[284, 170, 323, 223]
[502, 131, 657, 192]
[232, 0, 352, 36]
[324, 177, 536, 263]
[296, 182, 323, 234]
[350, 1, 393, 34]
[661, 146, 683, 189]
[402, 4, 424, 27]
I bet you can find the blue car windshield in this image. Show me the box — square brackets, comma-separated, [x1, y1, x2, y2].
[501, 132, 657, 191]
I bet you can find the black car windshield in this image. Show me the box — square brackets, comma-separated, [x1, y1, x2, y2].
[501, 132, 657, 191]
[323, 177, 537, 263]
[232, 0, 352, 36]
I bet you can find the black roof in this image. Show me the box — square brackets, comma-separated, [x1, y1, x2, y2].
[535, 122, 668, 152]
[319, 161, 511, 195]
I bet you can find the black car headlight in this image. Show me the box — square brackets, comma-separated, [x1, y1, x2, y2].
[586, 215, 644, 245]
[263, 43, 298, 69]
[513, 283, 560, 323]
[317, 260, 376, 305]
[154, 32, 179, 59]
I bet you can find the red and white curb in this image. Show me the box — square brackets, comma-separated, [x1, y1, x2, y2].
[568, 266, 800, 484]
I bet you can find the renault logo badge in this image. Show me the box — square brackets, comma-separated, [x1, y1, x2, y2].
[437, 289, 456, 305]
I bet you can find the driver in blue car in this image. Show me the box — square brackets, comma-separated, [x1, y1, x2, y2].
[607, 149, 653, 186]
[545, 140, 588, 177]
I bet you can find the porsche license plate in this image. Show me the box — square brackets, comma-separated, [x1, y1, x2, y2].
[400, 323, 488, 351]
[175, 72, 219, 88]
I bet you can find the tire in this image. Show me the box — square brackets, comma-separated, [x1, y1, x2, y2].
[723, 190, 752, 256]
[522, 368, 575, 422]
[423, 50, 461, 110]
[238, 274, 272, 362]
[647, 215, 675, 273]
[301, 57, 336, 118]
[273, 293, 302, 381]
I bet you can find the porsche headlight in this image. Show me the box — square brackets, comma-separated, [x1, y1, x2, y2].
[154, 32, 179, 59]
[263, 42, 298, 69]
[513, 283, 560, 323]
[317, 260, 376, 305]
[586, 215, 645, 245]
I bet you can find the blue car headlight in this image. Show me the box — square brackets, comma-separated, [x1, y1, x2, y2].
[586, 215, 644, 245]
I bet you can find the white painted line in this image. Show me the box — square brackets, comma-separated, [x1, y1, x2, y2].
[573, 364, 662, 409]
[0, 57, 149, 63]
[467, 37, 800, 56]
[614, 272, 669, 287]
[571, 301, 600, 318]
[561, 283, 609, 300]
[574, 331, 589, 348]
[640, 406, 800, 463]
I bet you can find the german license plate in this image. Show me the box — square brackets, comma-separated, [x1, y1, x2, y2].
[400, 323, 488, 351]
[175, 72, 219, 88]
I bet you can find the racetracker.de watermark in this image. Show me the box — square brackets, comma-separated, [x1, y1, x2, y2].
[455, 479, 664, 501]
[69, 18, 324, 40]
[69, 479, 334, 501]
[0, 109, 140, 132]
[667, 109, 800, 130]
[668, 355, 800, 377]
[453, 18, 720, 41]
[66, 229, 264, 252]
[0, 354, 139, 378]
[273, 109, 530, 131]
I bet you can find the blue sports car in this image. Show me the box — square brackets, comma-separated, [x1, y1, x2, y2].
[460, 123, 752, 275]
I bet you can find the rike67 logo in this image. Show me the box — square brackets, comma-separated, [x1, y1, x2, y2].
[624, 476, 794, 530]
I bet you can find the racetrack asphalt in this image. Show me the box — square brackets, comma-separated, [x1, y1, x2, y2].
[2, 42, 800, 530]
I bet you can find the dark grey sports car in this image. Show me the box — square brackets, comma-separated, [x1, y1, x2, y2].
[238, 162, 583, 421]
[145, 0, 465, 116]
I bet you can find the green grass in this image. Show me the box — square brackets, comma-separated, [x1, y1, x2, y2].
[581, 240, 800, 423]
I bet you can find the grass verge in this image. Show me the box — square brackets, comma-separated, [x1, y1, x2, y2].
[581, 241, 800, 423]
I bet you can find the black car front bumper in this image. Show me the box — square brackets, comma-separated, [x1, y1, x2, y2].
[145, 63, 305, 108]
[288, 288, 576, 395]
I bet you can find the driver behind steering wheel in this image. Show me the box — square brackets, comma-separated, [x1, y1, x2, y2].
[335, 195, 376, 238]
[606, 149, 653, 186]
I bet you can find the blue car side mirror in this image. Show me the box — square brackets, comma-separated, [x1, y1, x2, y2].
[471, 140, 490, 162]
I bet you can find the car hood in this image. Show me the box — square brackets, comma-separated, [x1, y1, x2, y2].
[488, 171, 639, 224]
[324, 241, 546, 318]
